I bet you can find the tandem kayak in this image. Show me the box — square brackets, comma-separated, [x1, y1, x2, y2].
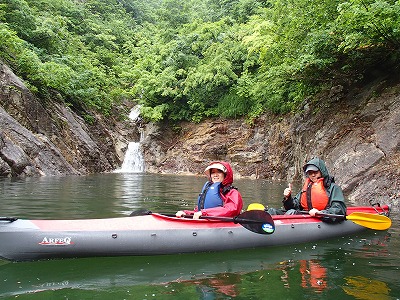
[0, 205, 391, 261]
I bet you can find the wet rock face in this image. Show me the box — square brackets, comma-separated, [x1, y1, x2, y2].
[0, 63, 123, 177]
[0, 105, 77, 177]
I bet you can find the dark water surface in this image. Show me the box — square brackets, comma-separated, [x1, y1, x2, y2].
[0, 173, 399, 299]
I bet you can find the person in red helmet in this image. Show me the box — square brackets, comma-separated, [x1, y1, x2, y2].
[176, 161, 243, 219]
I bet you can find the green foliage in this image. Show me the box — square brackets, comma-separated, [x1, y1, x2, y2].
[215, 88, 254, 118]
[1, 0, 399, 123]
[331, 0, 400, 76]
[141, 104, 170, 122]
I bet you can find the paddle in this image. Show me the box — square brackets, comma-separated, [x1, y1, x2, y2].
[311, 211, 391, 230]
[0, 217, 18, 222]
[130, 210, 275, 235]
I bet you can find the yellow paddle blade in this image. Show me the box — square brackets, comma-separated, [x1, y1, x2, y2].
[347, 212, 392, 230]
[247, 203, 266, 211]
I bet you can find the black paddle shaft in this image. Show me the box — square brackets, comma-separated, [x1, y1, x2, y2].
[129, 209, 275, 235]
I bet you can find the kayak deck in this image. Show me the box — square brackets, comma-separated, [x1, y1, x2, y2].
[0, 205, 390, 261]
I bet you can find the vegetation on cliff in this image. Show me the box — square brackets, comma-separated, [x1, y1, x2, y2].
[1, 0, 399, 123]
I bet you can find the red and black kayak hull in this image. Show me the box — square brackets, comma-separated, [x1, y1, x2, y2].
[0, 205, 390, 261]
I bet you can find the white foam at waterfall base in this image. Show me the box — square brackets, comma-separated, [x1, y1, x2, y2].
[115, 142, 145, 173]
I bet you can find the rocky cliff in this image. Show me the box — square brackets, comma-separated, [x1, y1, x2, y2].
[0, 63, 138, 176]
[141, 79, 400, 207]
[1, 62, 399, 208]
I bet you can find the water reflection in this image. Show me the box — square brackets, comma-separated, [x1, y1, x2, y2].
[112, 173, 146, 215]
[0, 232, 393, 298]
[0, 173, 399, 299]
[185, 273, 241, 298]
[276, 259, 327, 292]
[0, 173, 287, 219]
[343, 276, 391, 300]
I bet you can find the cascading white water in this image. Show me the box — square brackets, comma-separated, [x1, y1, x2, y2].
[117, 142, 145, 172]
[115, 106, 145, 173]
[129, 106, 141, 120]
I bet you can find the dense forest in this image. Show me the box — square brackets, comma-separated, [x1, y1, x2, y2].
[1, 0, 399, 124]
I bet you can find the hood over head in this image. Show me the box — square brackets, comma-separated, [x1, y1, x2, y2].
[302, 157, 330, 178]
[204, 161, 233, 186]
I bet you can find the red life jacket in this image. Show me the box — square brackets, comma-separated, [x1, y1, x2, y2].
[300, 178, 329, 210]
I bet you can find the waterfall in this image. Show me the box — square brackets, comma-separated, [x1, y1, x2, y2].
[115, 106, 145, 173]
[117, 142, 145, 173]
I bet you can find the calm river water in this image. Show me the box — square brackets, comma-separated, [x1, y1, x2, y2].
[0, 173, 399, 299]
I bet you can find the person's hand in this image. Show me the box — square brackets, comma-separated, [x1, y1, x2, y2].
[193, 211, 202, 219]
[176, 211, 186, 217]
[283, 183, 292, 199]
[308, 208, 319, 217]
